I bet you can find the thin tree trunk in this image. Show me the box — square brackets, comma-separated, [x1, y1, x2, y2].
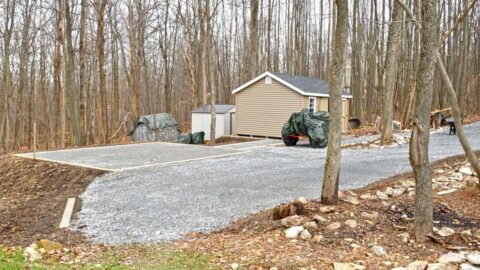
[381, 1, 403, 144]
[321, 0, 348, 205]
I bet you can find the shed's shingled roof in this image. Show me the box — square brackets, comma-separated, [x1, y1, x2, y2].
[270, 72, 330, 95]
[192, 104, 235, 114]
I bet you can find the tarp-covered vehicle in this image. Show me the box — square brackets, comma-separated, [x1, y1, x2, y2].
[281, 108, 329, 148]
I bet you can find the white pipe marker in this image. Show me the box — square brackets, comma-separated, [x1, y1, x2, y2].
[59, 198, 76, 229]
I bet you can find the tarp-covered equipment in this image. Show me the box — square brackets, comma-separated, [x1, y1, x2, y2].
[281, 108, 329, 148]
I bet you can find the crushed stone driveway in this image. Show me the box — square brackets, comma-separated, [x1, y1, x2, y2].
[27, 124, 480, 244]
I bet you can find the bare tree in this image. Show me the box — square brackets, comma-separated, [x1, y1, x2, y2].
[381, 1, 403, 144]
[321, 0, 348, 205]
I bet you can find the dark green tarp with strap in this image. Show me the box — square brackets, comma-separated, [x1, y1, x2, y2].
[281, 108, 329, 148]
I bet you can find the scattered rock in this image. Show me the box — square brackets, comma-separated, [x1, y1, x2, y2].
[303, 221, 318, 231]
[459, 165, 474, 176]
[313, 234, 324, 242]
[300, 229, 312, 240]
[285, 226, 304, 239]
[391, 187, 407, 197]
[345, 219, 358, 228]
[23, 245, 42, 262]
[281, 215, 308, 227]
[295, 197, 308, 204]
[333, 262, 366, 270]
[435, 227, 456, 237]
[449, 172, 463, 181]
[426, 263, 451, 270]
[319, 206, 336, 213]
[437, 189, 457, 195]
[361, 211, 379, 220]
[402, 180, 415, 187]
[314, 214, 328, 224]
[371, 245, 387, 256]
[327, 222, 342, 231]
[438, 253, 465, 264]
[37, 239, 63, 252]
[399, 232, 410, 243]
[466, 252, 480, 265]
[340, 195, 361, 205]
[376, 191, 389, 200]
[360, 193, 376, 200]
[406, 261, 428, 270]
[459, 263, 480, 270]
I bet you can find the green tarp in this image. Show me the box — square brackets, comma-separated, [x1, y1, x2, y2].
[178, 132, 205, 144]
[281, 108, 329, 148]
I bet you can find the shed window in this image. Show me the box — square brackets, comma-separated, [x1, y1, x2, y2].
[265, 76, 272, 84]
[308, 97, 316, 113]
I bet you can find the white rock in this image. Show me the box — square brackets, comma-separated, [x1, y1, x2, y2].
[345, 219, 358, 228]
[333, 262, 366, 270]
[450, 172, 464, 181]
[435, 169, 445, 174]
[314, 214, 328, 224]
[319, 206, 336, 213]
[426, 263, 450, 270]
[391, 187, 407, 197]
[361, 211, 379, 220]
[402, 180, 416, 187]
[281, 215, 307, 227]
[340, 195, 361, 205]
[295, 197, 308, 204]
[406, 261, 428, 270]
[391, 268, 408, 270]
[304, 221, 318, 231]
[466, 252, 480, 265]
[371, 245, 387, 256]
[459, 165, 474, 176]
[231, 263, 239, 270]
[313, 234, 324, 242]
[285, 226, 304, 239]
[399, 232, 410, 243]
[437, 189, 457, 195]
[461, 230, 473, 237]
[435, 227, 456, 237]
[459, 263, 480, 270]
[300, 229, 312, 240]
[376, 191, 389, 200]
[270, 268, 279, 270]
[360, 193, 376, 200]
[23, 246, 42, 262]
[327, 222, 342, 231]
[438, 253, 465, 264]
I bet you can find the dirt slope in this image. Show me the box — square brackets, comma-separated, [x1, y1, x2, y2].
[0, 156, 104, 246]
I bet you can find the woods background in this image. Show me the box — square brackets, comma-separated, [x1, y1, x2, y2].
[0, 0, 479, 152]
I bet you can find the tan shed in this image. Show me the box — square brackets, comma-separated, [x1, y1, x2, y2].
[232, 72, 352, 138]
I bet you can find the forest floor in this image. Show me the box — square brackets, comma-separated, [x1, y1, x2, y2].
[0, 152, 479, 269]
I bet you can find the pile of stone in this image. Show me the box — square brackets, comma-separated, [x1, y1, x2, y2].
[23, 239, 64, 262]
[391, 251, 480, 270]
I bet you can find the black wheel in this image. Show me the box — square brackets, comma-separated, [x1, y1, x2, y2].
[283, 135, 298, 146]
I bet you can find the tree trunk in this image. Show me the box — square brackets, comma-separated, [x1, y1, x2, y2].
[407, 0, 438, 241]
[381, 1, 403, 144]
[321, 0, 348, 205]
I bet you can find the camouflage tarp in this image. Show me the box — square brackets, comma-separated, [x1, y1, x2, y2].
[130, 113, 180, 142]
[281, 108, 329, 148]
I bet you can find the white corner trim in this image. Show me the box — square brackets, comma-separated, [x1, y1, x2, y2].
[231, 71, 353, 99]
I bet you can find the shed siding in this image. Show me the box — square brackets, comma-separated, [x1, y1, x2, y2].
[236, 79, 304, 137]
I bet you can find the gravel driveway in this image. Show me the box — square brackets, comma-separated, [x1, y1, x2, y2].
[77, 123, 480, 244]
